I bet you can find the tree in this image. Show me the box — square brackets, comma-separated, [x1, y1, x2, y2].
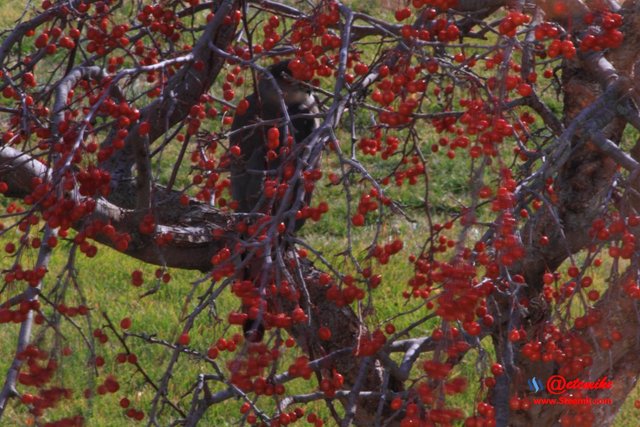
[0, 0, 639, 425]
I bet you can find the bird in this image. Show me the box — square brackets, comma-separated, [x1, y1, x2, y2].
[229, 60, 319, 228]
[228, 60, 320, 342]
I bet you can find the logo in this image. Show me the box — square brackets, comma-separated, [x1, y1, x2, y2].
[527, 375, 613, 395]
[545, 375, 613, 395]
[528, 377, 543, 393]
[529, 375, 614, 406]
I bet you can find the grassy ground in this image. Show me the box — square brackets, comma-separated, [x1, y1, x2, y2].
[0, 191, 437, 425]
[0, 0, 25, 28]
[1, 137, 637, 426]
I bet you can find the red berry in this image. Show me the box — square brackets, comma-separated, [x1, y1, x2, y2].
[318, 326, 331, 340]
[120, 317, 132, 329]
[138, 121, 150, 136]
[178, 333, 190, 346]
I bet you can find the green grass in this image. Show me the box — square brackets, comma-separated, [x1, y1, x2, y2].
[0, 0, 25, 28]
[2, 118, 639, 426]
[0, 209, 437, 425]
[3, 140, 637, 426]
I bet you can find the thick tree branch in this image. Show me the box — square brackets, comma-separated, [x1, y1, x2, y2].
[100, 0, 240, 195]
[0, 146, 232, 270]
